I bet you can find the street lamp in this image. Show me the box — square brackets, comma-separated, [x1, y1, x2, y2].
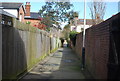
[81, 0, 86, 70]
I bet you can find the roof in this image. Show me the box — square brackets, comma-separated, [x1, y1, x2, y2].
[0, 9, 16, 18]
[77, 19, 93, 25]
[30, 12, 40, 19]
[0, 2, 23, 9]
[25, 12, 40, 19]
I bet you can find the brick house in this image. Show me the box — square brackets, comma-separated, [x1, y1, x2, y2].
[0, 2, 60, 31]
[24, 2, 43, 28]
[0, 2, 45, 29]
[0, 2, 26, 22]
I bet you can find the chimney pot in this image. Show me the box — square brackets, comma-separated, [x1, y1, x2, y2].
[26, 2, 30, 5]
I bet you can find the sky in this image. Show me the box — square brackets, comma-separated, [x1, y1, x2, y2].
[0, 0, 119, 28]
[0, 0, 119, 20]
[21, 1, 119, 20]
[27, 1, 119, 28]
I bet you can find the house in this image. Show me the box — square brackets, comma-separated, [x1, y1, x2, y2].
[0, 2, 26, 22]
[70, 18, 93, 32]
[0, 2, 61, 31]
[0, 8, 17, 26]
[0, 2, 44, 29]
[0, 9, 16, 18]
[24, 2, 42, 28]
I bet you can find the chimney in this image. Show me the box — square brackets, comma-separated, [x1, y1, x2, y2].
[25, 2, 31, 17]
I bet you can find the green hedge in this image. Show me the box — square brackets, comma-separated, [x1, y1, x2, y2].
[69, 31, 79, 46]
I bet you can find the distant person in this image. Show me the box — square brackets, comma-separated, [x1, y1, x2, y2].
[63, 40, 68, 47]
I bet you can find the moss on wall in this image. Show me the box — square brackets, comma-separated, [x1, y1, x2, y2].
[2, 16, 61, 79]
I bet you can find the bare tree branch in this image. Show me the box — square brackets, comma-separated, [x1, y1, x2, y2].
[88, 0, 106, 25]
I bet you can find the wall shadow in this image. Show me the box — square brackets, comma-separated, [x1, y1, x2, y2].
[2, 25, 27, 80]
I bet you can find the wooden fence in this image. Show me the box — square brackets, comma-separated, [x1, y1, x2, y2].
[2, 14, 61, 79]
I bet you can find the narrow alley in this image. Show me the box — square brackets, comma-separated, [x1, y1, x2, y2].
[20, 48, 93, 80]
[1, 1, 120, 80]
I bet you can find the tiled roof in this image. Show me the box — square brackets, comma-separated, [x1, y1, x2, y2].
[0, 2, 23, 9]
[77, 19, 93, 25]
[71, 19, 93, 26]
[30, 12, 40, 19]
[25, 12, 40, 19]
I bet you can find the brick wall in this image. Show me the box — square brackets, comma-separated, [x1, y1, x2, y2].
[25, 2, 31, 16]
[75, 33, 83, 59]
[24, 19, 40, 27]
[85, 20, 110, 79]
[73, 12, 120, 79]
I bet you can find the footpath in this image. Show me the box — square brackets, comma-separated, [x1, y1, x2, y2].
[20, 48, 93, 80]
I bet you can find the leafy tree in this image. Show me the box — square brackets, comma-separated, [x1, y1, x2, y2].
[62, 24, 71, 40]
[39, 2, 74, 29]
[40, 16, 53, 27]
[66, 10, 79, 24]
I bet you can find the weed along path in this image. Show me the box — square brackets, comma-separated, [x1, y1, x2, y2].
[20, 48, 92, 80]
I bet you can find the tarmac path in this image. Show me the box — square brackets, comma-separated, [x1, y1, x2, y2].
[20, 48, 93, 80]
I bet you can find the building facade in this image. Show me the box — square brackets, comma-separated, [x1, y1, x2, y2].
[0, 2, 26, 22]
[70, 19, 93, 32]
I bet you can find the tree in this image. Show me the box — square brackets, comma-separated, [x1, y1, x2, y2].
[61, 24, 71, 40]
[60, 11, 79, 40]
[89, 0, 106, 25]
[66, 10, 79, 25]
[39, 2, 73, 29]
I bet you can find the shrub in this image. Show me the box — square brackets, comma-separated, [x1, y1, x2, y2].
[69, 31, 78, 46]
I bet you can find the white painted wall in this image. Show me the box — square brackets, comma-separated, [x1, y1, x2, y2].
[76, 25, 92, 32]
[19, 14, 22, 22]
[3, 9, 18, 18]
[71, 25, 92, 32]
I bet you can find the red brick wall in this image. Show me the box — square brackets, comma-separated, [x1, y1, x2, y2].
[73, 12, 120, 79]
[25, 2, 31, 16]
[24, 19, 40, 27]
[85, 21, 110, 79]
[75, 33, 83, 59]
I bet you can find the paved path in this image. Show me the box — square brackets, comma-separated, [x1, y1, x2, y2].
[20, 48, 93, 80]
